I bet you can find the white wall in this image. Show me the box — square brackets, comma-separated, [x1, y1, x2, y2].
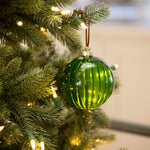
[83, 22, 150, 149]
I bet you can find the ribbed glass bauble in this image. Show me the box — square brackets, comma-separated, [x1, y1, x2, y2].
[61, 55, 114, 109]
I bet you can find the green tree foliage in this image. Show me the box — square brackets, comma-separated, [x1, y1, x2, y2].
[0, 0, 114, 150]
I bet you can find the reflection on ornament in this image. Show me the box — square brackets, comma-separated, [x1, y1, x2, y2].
[51, 6, 60, 11]
[17, 21, 23, 26]
[30, 139, 36, 150]
[0, 126, 4, 131]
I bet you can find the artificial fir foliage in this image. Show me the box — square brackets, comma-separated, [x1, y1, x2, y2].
[0, 0, 115, 150]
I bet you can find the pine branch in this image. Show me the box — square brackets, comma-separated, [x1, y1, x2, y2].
[0, 99, 10, 121]
[0, 24, 48, 50]
[31, 103, 64, 127]
[0, 13, 51, 50]
[0, 46, 35, 75]
[0, 80, 3, 95]
[0, 122, 24, 146]
[0, 30, 21, 48]
[16, 25, 49, 49]
[3, 57, 22, 81]
[91, 130, 115, 142]
[30, 11, 82, 52]
[45, 0, 74, 7]
[0, 46, 14, 60]
[8, 101, 34, 130]
[31, 10, 62, 27]
[10, 0, 44, 14]
[50, 26, 82, 52]
[84, 2, 110, 24]
[61, 13, 80, 30]
[0, 0, 44, 16]
[79, 133, 94, 150]
[5, 67, 53, 100]
[91, 108, 111, 129]
[43, 62, 58, 77]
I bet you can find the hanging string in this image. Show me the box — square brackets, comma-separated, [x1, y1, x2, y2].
[74, 10, 90, 48]
[85, 22, 90, 47]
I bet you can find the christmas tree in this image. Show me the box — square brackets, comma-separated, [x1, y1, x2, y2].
[0, 0, 115, 149]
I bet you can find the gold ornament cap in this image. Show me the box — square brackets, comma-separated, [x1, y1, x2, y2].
[82, 47, 92, 56]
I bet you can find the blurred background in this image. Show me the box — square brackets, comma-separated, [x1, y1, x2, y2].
[72, 0, 150, 149]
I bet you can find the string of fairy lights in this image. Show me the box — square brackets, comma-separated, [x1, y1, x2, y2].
[0, 5, 119, 150]
[26, 86, 58, 150]
[0, 122, 105, 150]
[16, 6, 87, 30]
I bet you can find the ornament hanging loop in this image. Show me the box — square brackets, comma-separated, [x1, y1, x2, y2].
[85, 21, 90, 48]
[74, 10, 86, 22]
[74, 9, 91, 50]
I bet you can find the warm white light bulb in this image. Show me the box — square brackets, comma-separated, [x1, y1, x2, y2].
[58, 26, 61, 29]
[51, 6, 60, 11]
[80, 22, 87, 29]
[40, 141, 45, 150]
[91, 148, 95, 150]
[51, 86, 57, 98]
[0, 126, 4, 131]
[27, 103, 31, 106]
[61, 10, 71, 15]
[114, 64, 119, 69]
[53, 93, 57, 98]
[51, 86, 55, 92]
[40, 27, 45, 32]
[30, 139, 36, 150]
[17, 21, 23, 26]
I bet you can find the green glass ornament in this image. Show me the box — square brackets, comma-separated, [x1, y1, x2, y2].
[61, 55, 114, 109]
